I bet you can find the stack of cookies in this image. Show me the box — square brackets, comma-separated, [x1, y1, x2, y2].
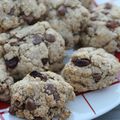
[0, 0, 120, 120]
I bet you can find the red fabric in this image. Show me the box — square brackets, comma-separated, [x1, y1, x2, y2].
[0, 102, 9, 109]
[115, 52, 120, 61]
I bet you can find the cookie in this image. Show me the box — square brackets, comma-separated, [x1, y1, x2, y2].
[0, 0, 46, 32]
[81, 3, 120, 53]
[62, 47, 120, 92]
[38, 0, 90, 48]
[0, 58, 14, 102]
[9, 71, 75, 120]
[79, 0, 93, 9]
[90, 3, 120, 21]
[0, 21, 65, 79]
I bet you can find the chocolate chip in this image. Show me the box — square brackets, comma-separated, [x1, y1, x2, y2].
[92, 73, 101, 83]
[45, 84, 56, 95]
[30, 71, 47, 80]
[72, 58, 91, 67]
[8, 8, 15, 15]
[25, 98, 36, 111]
[33, 35, 44, 45]
[106, 21, 119, 30]
[45, 34, 56, 43]
[35, 117, 43, 120]
[22, 15, 37, 25]
[9, 106, 16, 115]
[41, 58, 49, 65]
[58, 5, 67, 16]
[5, 57, 19, 69]
[45, 84, 60, 101]
[105, 3, 112, 9]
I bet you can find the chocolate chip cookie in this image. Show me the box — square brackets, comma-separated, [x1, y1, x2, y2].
[80, 0, 93, 9]
[0, 21, 65, 79]
[9, 71, 75, 120]
[62, 47, 120, 92]
[81, 3, 120, 53]
[38, 0, 90, 48]
[0, 58, 14, 102]
[0, 0, 47, 32]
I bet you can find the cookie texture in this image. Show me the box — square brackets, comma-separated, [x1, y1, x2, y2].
[0, 58, 14, 102]
[38, 0, 90, 48]
[9, 71, 75, 120]
[0, 21, 65, 79]
[81, 3, 120, 53]
[62, 47, 120, 92]
[0, 0, 46, 32]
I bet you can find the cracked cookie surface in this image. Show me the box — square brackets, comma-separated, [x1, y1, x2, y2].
[10, 71, 75, 120]
[62, 47, 120, 92]
[0, 21, 65, 79]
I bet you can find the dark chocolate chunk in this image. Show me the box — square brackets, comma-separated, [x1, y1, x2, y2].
[45, 84, 60, 101]
[25, 98, 36, 111]
[45, 34, 56, 43]
[30, 71, 47, 80]
[5, 57, 19, 69]
[57, 6, 67, 16]
[72, 58, 91, 67]
[41, 58, 49, 65]
[92, 73, 101, 83]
